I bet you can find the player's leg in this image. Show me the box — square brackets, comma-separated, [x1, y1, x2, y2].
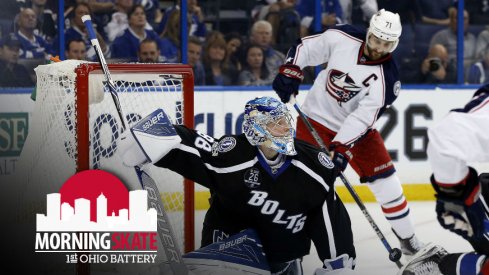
[349, 130, 424, 256]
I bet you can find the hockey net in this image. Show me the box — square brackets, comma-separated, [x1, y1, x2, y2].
[12, 60, 195, 260]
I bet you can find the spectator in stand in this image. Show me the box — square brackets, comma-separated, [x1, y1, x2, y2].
[429, 7, 477, 71]
[187, 36, 205, 85]
[111, 4, 161, 61]
[467, 47, 489, 85]
[476, 29, 489, 60]
[253, 0, 300, 50]
[63, 2, 109, 61]
[86, 0, 118, 41]
[105, 0, 134, 43]
[159, 10, 190, 63]
[296, 0, 343, 37]
[377, 0, 420, 25]
[465, 0, 489, 25]
[416, 0, 451, 25]
[249, 20, 285, 76]
[105, 0, 156, 43]
[156, 0, 206, 41]
[339, 0, 378, 26]
[135, 0, 160, 27]
[0, 33, 34, 87]
[15, 8, 53, 59]
[406, 44, 456, 84]
[30, 0, 56, 43]
[137, 38, 160, 63]
[224, 32, 243, 72]
[65, 38, 87, 60]
[238, 44, 273, 86]
[202, 31, 236, 86]
[0, 0, 26, 23]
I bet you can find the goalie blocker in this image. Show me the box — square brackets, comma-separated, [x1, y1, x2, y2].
[120, 109, 182, 166]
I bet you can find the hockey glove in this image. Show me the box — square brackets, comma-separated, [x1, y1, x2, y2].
[431, 168, 489, 254]
[119, 108, 182, 167]
[273, 64, 304, 103]
[329, 142, 352, 179]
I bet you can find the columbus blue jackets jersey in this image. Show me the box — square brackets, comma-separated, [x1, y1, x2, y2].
[155, 125, 356, 264]
[289, 24, 401, 146]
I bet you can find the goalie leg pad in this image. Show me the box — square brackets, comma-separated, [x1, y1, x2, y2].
[120, 108, 181, 166]
[397, 243, 447, 275]
[183, 229, 270, 275]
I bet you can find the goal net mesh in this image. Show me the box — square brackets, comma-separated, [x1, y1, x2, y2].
[9, 60, 194, 274]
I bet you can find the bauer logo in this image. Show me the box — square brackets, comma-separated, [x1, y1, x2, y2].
[0, 112, 28, 157]
[35, 170, 159, 265]
[132, 109, 177, 136]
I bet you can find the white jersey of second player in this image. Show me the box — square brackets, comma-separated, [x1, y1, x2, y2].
[427, 87, 489, 184]
[290, 25, 401, 147]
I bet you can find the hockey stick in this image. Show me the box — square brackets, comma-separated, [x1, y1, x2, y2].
[289, 97, 403, 268]
[82, 15, 189, 275]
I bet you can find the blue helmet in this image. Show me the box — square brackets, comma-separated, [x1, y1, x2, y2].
[242, 97, 297, 155]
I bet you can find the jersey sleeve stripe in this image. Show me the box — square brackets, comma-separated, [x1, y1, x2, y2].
[178, 144, 258, 174]
[179, 143, 201, 156]
[204, 158, 258, 174]
[291, 159, 329, 192]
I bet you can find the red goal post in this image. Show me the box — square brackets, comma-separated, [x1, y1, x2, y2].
[75, 62, 195, 253]
[19, 60, 195, 253]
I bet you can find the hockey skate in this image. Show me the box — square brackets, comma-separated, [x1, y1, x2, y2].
[393, 230, 425, 256]
[397, 243, 448, 275]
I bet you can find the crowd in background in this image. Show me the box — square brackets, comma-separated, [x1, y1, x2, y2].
[0, 0, 489, 87]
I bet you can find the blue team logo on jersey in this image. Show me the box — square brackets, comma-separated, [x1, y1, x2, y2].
[212, 137, 237, 156]
[218, 137, 236, 153]
[326, 69, 362, 103]
[318, 152, 334, 169]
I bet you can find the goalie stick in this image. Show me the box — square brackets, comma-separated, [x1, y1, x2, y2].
[82, 15, 189, 275]
[289, 96, 403, 269]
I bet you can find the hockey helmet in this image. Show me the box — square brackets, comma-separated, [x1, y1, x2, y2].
[366, 9, 402, 53]
[242, 97, 297, 156]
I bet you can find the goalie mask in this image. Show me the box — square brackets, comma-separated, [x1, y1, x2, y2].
[242, 97, 297, 156]
[366, 9, 402, 53]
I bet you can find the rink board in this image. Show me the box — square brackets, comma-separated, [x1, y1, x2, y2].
[1, 87, 488, 205]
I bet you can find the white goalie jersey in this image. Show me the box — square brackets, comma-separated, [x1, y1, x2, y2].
[290, 24, 401, 146]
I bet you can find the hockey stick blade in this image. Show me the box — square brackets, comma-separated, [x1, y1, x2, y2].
[82, 14, 189, 275]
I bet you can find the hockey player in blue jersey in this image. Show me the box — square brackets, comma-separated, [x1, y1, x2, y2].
[272, 9, 426, 257]
[121, 97, 358, 274]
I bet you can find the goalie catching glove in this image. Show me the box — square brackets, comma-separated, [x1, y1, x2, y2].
[273, 64, 304, 103]
[119, 108, 182, 167]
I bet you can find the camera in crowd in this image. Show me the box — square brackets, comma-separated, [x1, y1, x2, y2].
[428, 58, 443, 72]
